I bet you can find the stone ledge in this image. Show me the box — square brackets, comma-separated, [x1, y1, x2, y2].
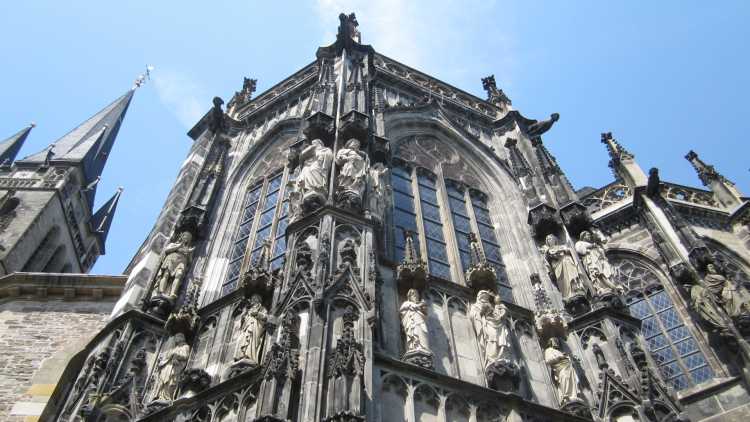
[0, 272, 126, 301]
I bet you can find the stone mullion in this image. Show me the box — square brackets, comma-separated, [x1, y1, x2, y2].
[410, 167, 430, 270]
[440, 292, 461, 378]
[437, 174, 465, 286]
[406, 383, 417, 422]
[237, 177, 269, 280]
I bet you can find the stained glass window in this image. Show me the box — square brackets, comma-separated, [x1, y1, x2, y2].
[391, 166, 509, 299]
[613, 258, 714, 390]
[221, 171, 289, 296]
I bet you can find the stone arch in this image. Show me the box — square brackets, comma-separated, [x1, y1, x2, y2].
[379, 373, 408, 422]
[201, 119, 301, 301]
[412, 383, 440, 422]
[606, 250, 667, 297]
[445, 393, 471, 422]
[608, 402, 640, 422]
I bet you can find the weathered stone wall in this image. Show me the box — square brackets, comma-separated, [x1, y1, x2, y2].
[0, 299, 113, 422]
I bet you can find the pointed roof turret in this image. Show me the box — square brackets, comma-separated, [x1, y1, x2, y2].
[90, 187, 123, 253]
[18, 90, 134, 189]
[685, 150, 742, 208]
[0, 123, 34, 165]
[600, 132, 647, 188]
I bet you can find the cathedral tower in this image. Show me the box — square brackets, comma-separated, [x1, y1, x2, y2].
[42, 13, 750, 422]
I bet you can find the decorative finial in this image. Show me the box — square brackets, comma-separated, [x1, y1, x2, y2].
[685, 150, 734, 187]
[481, 74, 512, 107]
[29, 122, 36, 128]
[132, 65, 154, 89]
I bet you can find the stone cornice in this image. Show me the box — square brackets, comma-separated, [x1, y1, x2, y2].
[0, 272, 126, 301]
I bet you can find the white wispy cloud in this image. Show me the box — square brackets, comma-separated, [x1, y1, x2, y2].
[152, 69, 206, 128]
[314, 0, 516, 89]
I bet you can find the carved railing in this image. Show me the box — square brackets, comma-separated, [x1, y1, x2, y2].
[581, 181, 632, 214]
[661, 182, 719, 208]
[0, 177, 40, 188]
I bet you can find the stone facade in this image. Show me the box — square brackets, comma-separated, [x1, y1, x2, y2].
[38, 12, 750, 422]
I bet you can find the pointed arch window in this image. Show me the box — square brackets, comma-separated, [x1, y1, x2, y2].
[613, 258, 714, 391]
[221, 170, 290, 296]
[391, 162, 509, 300]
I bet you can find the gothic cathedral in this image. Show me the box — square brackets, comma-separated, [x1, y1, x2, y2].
[6, 13, 750, 422]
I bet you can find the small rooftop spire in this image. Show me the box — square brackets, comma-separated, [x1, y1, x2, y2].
[685, 150, 734, 187]
[481, 75, 512, 108]
[90, 187, 124, 253]
[0, 123, 34, 164]
[601, 132, 634, 167]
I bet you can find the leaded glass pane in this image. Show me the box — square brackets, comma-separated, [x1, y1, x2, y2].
[424, 221, 445, 241]
[648, 334, 668, 350]
[267, 175, 282, 192]
[246, 186, 262, 206]
[668, 326, 690, 342]
[652, 347, 675, 364]
[264, 191, 279, 210]
[393, 175, 413, 194]
[675, 338, 698, 357]
[242, 201, 258, 223]
[427, 239, 449, 262]
[669, 374, 689, 391]
[394, 210, 418, 231]
[641, 317, 659, 338]
[683, 352, 707, 370]
[658, 309, 681, 330]
[419, 186, 438, 204]
[474, 207, 492, 225]
[629, 300, 651, 319]
[690, 365, 713, 384]
[430, 261, 451, 280]
[650, 291, 671, 312]
[394, 191, 415, 211]
[453, 215, 471, 232]
[422, 203, 441, 221]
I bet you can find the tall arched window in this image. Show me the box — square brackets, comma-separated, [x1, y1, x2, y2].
[221, 170, 290, 296]
[392, 161, 510, 300]
[612, 258, 713, 391]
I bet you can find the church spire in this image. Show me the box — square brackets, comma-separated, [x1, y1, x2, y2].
[600, 132, 647, 188]
[18, 90, 135, 190]
[0, 123, 34, 165]
[90, 187, 123, 254]
[685, 150, 742, 208]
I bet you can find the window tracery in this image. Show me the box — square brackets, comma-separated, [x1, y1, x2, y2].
[611, 257, 713, 391]
[392, 162, 510, 299]
[221, 170, 290, 296]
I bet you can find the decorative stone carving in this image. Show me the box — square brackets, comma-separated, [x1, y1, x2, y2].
[325, 306, 365, 421]
[469, 290, 519, 391]
[544, 337, 583, 406]
[153, 231, 195, 299]
[691, 263, 750, 334]
[400, 288, 433, 368]
[465, 233, 497, 292]
[396, 230, 427, 292]
[541, 234, 586, 304]
[575, 230, 624, 299]
[291, 139, 333, 218]
[366, 162, 388, 224]
[152, 333, 190, 403]
[528, 203, 562, 240]
[228, 77, 257, 111]
[178, 368, 211, 398]
[208, 96, 227, 134]
[481, 74, 512, 110]
[532, 273, 568, 342]
[235, 294, 268, 367]
[526, 113, 559, 138]
[335, 138, 368, 211]
[257, 312, 300, 421]
[241, 238, 275, 299]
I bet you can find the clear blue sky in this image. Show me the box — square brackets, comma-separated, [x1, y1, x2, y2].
[1, 1, 748, 275]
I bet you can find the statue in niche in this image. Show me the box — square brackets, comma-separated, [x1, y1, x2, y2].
[153, 231, 195, 298]
[470, 291, 514, 367]
[338, 237, 358, 268]
[235, 294, 268, 366]
[541, 234, 586, 301]
[575, 230, 623, 297]
[400, 288, 429, 353]
[544, 337, 582, 405]
[366, 162, 389, 224]
[691, 263, 750, 331]
[153, 333, 190, 402]
[335, 138, 368, 209]
[294, 139, 333, 213]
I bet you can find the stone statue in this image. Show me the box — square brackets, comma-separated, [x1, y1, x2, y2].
[691, 263, 750, 331]
[366, 162, 388, 223]
[295, 139, 333, 211]
[335, 138, 368, 208]
[575, 230, 623, 297]
[153, 231, 195, 298]
[541, 234, 585, 300]
[235, 294, 268, 365]
[400, 289, 429, 353]
[470, 291, 513, 368]
[153, 333, 190, 402]
[544, 337, 582, 404]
